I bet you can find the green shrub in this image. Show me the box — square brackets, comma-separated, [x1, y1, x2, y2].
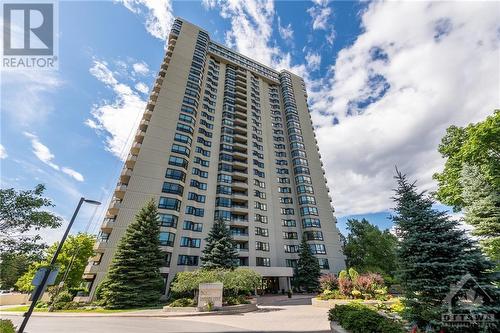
[0, 319, 15, 333]
[328, 303, 404, 333]
[51, 290, 74, 310]
[169, 298, 196, 307]
[35, 301, 49, 308]
[224, 295, 250, 305]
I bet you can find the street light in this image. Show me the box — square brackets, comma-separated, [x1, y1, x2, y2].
[17, 197, 101, 333]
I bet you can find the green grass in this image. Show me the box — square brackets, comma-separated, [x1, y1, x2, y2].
[1, 305, 162, 313]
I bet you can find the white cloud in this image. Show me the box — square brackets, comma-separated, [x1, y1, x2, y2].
[24, 132, 59, 170]
[86, 59, 146, 160]
[278, 16, 294, 42]
[305, 52, 321, 71]
[23, 132, 84, 181]
[0, 144, 7, 159]
[0, 71, 62, 126]
[61, 167, 85, 182]
[118, 0, 174, 40]
[132, 61, 150, 76]
[307, 3, 332, 31]
[307, 1, 500, 215]
[135, 82, 149, 94]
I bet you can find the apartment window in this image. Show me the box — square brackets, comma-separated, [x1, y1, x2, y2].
[183, 221, 203, 232]
[177, 255, 199, 266]
[218, 174, 232, 184]
[174, 133, 192, 146]
[217, 185, 232, 195]
[281, 208, 295, 215]
[256, 241, 270, 251]
[159, 214, 178, 228]
[302, 218, 321, 228]
[282, 219, 296, 227]
[300, 206, 319, 216]
[180, 237, 201, 248]
[276, 151, 287, 157]
[253, 179, 265, 188]
[190, 179, 207, 190]
[194, 157, 209, 167]
[286, 259, 298, 268]
[197, 137, 212, 147]
[294, 166, 310, 175]
[274, 143, 286, 149]
[318, 258, 330, 270]
[309, 244, 327, 255]
[276, 160, 288, 166]
[176, 123, 194, 134]
[254, 169, 265, 178]
[162, 182, 184, 196]
[165, 168, 186, 181]
[256, 257, 270, 267]
[298, 195, 316, 205]
[290, 142, 305, 150]
[163, 252, 172, 267]
[295, 175, 312, 185]
[304, 231, 324, 241]
[297, 185, 314, 194]
[185, 206, 204, 217]
[254, 190, 266, 199]
[171, 144, 190, 157]
[188, 192, 206, 203]
[255, 227, 269, 237]
[283, 232, 298, 239]
[196, 146, 210, 157]
[158, 197, 181, 211]
[169, 156, 188, 169]
[192, 167, 208, 178]
[214, 209, 231, 221]
[277, 168, 289, 175]
[284, 245, 299, 253]
[278, 177, 290, 184]
[291, 150, 307, 158]
[255, 214, 268, 223]
[179, 113, 195, 125]
[278, 187, 291, 194]
[293, 158, 309, 167]
[216, 197, 231, 208]
[159, 231, 175, 247]
[280, 197, 293, 204]
[254, 202, 267, 211]
[253, 159, 265, 168]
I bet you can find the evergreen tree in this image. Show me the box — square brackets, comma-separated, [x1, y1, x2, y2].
[392, 169, 496, 330]
[461, 163, 500, 269]
[295, 237, 321, 292]
[201, 218, 238, 270]
[100, 199, 164, 309]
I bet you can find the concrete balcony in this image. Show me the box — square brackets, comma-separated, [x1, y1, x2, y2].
[120, 168, 132, 183]
[130, 142, 142, 155]
[125, 154, 137, 168]
[143, 109, 153, 120]
[93, 241, 108, 252]
[233, 160, 247, 169]
[231, 204, 248, 214]
[101, 217, 115, 232]
[139, 119, 149, 131]
[232, 181, 248, 191]
[135, 130, 145, 143]
[84, 263, 100, 275]
[108, 200, 121, 215]
[160, 267, 170, 274]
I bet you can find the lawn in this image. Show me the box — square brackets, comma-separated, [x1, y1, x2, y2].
[1, 306, 162, 313]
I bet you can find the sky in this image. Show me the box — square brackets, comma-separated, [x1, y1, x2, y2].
[1, 0, 499, 244]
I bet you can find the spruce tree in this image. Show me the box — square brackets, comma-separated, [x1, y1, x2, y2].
[392, 169, 496, 330]
[460, 164, 500, 269]
[296, 237, 321, 292]
[100, 199, 164, 309]
[201, 218, 238, 269]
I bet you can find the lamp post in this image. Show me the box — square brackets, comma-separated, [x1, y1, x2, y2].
[17, 197, 101, 333]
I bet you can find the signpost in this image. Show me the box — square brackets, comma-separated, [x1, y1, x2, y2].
[198, 282, 223, 310]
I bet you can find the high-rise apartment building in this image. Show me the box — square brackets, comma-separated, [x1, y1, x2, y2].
[84, 18, 345, 298]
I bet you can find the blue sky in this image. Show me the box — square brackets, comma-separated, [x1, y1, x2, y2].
[1, 0, 499, 243]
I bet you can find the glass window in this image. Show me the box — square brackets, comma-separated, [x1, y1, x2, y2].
[177, 255, 198, 266]
[162, 182, 184, 196]
[256, 257, 270, 267]
[180, 237, 201, 248]
[183, 221, 203, 232]
[158, 197, 181, 211]
[159, 231, 175, 247]
[159, 214, 178, 228]
[165, 168, 186, 181]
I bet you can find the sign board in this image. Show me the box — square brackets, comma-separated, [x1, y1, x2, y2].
[31, 267, 59, 286]
[198, 282, 223, 309]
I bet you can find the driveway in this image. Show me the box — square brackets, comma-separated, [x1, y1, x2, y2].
[1, 295, 331, 333]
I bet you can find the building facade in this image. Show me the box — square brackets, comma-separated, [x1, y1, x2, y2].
[84, 18, 345, 298]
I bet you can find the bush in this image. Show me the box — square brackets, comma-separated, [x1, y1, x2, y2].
[0, 319, 15, 333]
[224, 295, 250, 305]
[169, 298, 196, 307]
[319, 273, 337, 291]
[328, 303, 404, 333]
[51, 290, 74, 310]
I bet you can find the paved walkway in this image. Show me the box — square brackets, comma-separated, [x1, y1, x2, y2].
[1, 295, 331, 333]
